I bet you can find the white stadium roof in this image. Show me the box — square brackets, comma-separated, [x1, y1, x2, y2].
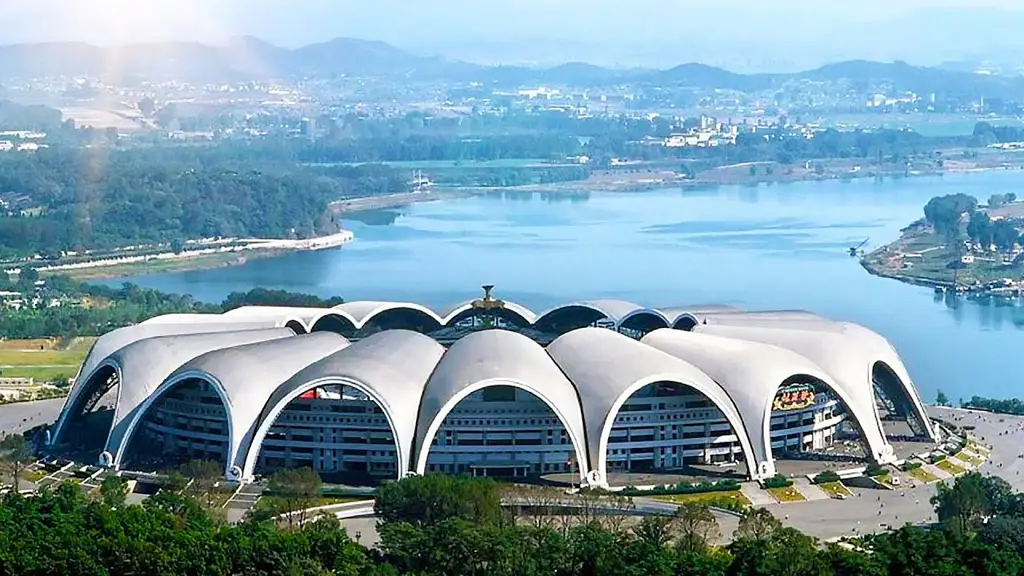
[52, 299, 935, 485]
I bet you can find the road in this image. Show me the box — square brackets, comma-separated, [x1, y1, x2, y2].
[0, 398, 65, 436]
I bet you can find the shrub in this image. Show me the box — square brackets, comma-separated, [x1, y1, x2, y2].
[864, 464, 888, 477]
[930, 454, 947, 465]
[812, 470, 841, 485]
[762, 474, 793, 489]
[902, 461, 922, 472]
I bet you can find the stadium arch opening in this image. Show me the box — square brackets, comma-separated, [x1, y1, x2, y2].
[617, 310, 671, 338]
[766, 375, 872, 467]
[52, 363, 121, 459]
[117, 374, 234, 476]
[872, 361, 932, 440]
[309, 313, 358, 338]
[672, 315, 699, 331]
[415, 380, 589, 484]
[600, 378, 760, 484]
[241, 379, 403, 484]
[285, 320, 308, 334]
[356, 305, 444, 338]
[532, 305, 611, 336]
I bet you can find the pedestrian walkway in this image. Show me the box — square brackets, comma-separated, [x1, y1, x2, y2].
[224, 483, 264, 523]
[791, 478, 830, 502]
[739, 482, 777, 507]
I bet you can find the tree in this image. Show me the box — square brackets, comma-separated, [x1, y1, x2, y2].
[936, 390, 950, 406]
[734, 507, 781, 542]
[267, 467, 323, 528]
[374, 475, 504, 528]
[932, 472, 1000, 535]
[924, 194, 978, 238]
[633, 515, 676, 548]
[179, 459, 224, 511]
[988, 193, 1008, 209]
[138, 97, 155, 117]
[99, 474, 128, 508]
[675, 502, 721, 554]
[0, 434, 33, 493]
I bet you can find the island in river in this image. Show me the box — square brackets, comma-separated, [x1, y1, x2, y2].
[861, 195, 1024, 293]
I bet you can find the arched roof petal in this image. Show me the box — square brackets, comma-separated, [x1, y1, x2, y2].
[123, 332, 349, 479]
[657, 305, 740, 326]
[333, 301, 444, 330]
[693, 310, 825, 326]
[547, 327, 764, 483]
[695, 321, 929, 455]
[221, 306, 335, 332]
[99, 329, 296, 468]
[640, 328, 891, 471]
[534, 300, 660, 329]
[141, 314, 223, 325]
[55, 319, 292, 447]
[414, 329, 589, 482]
[240, 330, 444, 481]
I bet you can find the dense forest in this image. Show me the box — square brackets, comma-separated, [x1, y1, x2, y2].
[0, 471, 1022, 576]
[0, 146, 408, 259]
[0, 279, 344, 339]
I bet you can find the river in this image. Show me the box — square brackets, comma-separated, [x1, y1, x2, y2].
[107, 171, 1024, 403]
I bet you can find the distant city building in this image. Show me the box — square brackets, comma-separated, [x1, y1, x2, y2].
[300, 117, 317, 140]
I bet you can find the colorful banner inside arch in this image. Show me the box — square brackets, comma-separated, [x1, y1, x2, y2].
[773, 383, 816, 411]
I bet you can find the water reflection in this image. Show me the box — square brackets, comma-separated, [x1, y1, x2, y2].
[936, 291, 1024, 330]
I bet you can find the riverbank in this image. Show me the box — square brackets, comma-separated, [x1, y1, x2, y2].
[860, 219, 1024, 291]
[40, 231, 354, 281]
[331, 149, 1024, 213]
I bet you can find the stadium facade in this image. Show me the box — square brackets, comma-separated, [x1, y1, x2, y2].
[49, 296, 936, 487]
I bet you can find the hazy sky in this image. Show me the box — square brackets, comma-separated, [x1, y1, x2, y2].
[3, 1, 1024, 69]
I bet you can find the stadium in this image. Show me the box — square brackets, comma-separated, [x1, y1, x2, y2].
[48, 289, 936, 487]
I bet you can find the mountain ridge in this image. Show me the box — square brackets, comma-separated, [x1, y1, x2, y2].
[0, 37, 1020, 98]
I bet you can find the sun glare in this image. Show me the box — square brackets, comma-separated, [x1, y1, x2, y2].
[57, 0, 223, 46]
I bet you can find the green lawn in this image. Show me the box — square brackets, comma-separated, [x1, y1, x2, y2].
[648, 491, 751, 509]
[254, 495, 368, 513]
[874, 473, 898, 488]
[818, 482, 854, 499]
[906, 467, 941, 484]
[936, 459, 968, 476]
[955, 452, 985, 467]
[0, 339, 92, 384]
[767, 486, 806, 503]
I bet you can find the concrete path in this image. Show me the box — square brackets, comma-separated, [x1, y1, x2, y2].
[740, 482, 777, 507]
[792, 478, 830, 502]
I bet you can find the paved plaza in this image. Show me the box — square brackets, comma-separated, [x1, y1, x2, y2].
[771, 406, 1019, 540]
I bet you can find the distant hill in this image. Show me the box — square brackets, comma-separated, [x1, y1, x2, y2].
[0, 38, 1021, 99]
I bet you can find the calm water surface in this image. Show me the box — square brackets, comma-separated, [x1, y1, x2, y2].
[112, 172, 1024, 403]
